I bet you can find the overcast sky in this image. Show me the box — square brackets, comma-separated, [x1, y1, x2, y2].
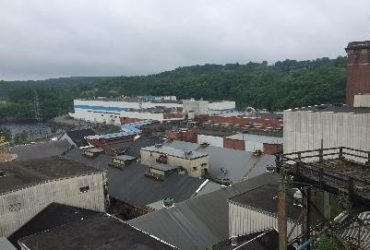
[0, 0, 369, 80]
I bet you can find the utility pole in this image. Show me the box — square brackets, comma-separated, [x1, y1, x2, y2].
[33, 90, 41, 122]
[278, 166, 287, 250]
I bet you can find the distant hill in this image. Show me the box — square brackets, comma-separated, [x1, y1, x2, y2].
[0, 57, 346, 121]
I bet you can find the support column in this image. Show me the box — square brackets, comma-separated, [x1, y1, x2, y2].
[303, 187, 311, 250]
[278, 169, 287, 250]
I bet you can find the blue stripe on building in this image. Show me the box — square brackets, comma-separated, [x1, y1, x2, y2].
[74, 105, 129, 112]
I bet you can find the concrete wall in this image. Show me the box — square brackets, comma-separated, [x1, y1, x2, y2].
[208, 101, 236, 114]
[197, 134, 224, 147]
[229, 201, 300, 241]
[140, 149, 208, 178]
[0, 172, 107, 237]
[183, 100, 209, 115]
[284, 110, 370, 154]
[70, 109, 121, 125]
[354, 94, 370, 108]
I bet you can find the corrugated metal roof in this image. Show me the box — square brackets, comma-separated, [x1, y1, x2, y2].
[129, 173, 278, 250]
[10, 140, 71, 160]
[65, 128, 95, 147]
[165, 141, 276, 183]
[340, 211, 370, 249]
[142, 144, 208, 159]
[64, 148, 207, 208]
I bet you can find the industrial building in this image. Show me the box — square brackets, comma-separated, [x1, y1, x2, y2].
[284, 40, 370, 154]
[70, 98, 183, 125]
[11, 203, 175, 250]
[182, 99, 236, 116]
[70, 97, 236, 125]
[197, 131, 284, 154]
[129, 173, 278, 250]
[284, 105, 370, 154]
[0, 157, 107, 237]
[277, 40, 370, 250]
[346, 41, 370, 106]
[140, 144, 209, 178]
[141, 140, 276, 184]
[64, 147, 218, 218]
[228, 184, 301, 242]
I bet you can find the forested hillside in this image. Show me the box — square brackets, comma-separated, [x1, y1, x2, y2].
[0, 57, 346, 121]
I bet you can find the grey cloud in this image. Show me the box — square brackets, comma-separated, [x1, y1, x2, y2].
[0, 0, 369, 80]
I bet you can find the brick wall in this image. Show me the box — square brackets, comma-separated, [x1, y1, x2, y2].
[346, 41, 370, 106]
[197, 115, 283, 130]
[223, 138, 245, 151]
[263, 143, 283, 155]
[165, 129, 197, 143]
[120, 117, 143, 124]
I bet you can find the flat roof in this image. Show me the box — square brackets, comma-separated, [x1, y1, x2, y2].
[10, 140, 71, 161]
[9, 203, 100, 246]
[64, 148, 206, 208]
[165, 141, 276, 183]
[0, 156, 100, 194]
[18, 214, 175, 249]
[229, 184, 300, 219]
[285, 104, 370, 114]
[346, 40, 370, 50]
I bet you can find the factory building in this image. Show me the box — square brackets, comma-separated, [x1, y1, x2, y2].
[70, 98, 183, 125]
[346, 41, 370, 106]
[71, 97, 236, 125]
[196, 130, 283, 154]
[0, 157, 107, 237]
[182, 99, 236, 116]
[140, 144, 209, 178]
[228, 184, 301, 242]
[283, 105, 370, 154]
[284, 40, 370, 154]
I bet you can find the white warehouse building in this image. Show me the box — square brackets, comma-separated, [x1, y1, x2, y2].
[70, 99, 183, 125]
[70, 98, 236, 125]
[284, 105, 370, 154]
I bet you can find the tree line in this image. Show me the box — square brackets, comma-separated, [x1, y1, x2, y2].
[0, 57, 346, 121]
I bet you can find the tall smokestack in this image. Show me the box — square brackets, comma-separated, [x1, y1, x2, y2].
[345, 41, 370, 106]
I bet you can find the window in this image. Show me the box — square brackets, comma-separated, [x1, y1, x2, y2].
[192, 167, 198, 171]
[80, 186, 90, 193]
[201, 163, 207, 167]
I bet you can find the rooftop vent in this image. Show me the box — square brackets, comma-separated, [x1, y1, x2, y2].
[266, 165, 275, 173]
[230, 236, 238, 247]
[163, 197, 175, 208]
[184, 150, 193, 157]
[253, 149, 263, 157]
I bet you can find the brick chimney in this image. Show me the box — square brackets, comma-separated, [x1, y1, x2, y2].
[345, 41, 370, 106]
